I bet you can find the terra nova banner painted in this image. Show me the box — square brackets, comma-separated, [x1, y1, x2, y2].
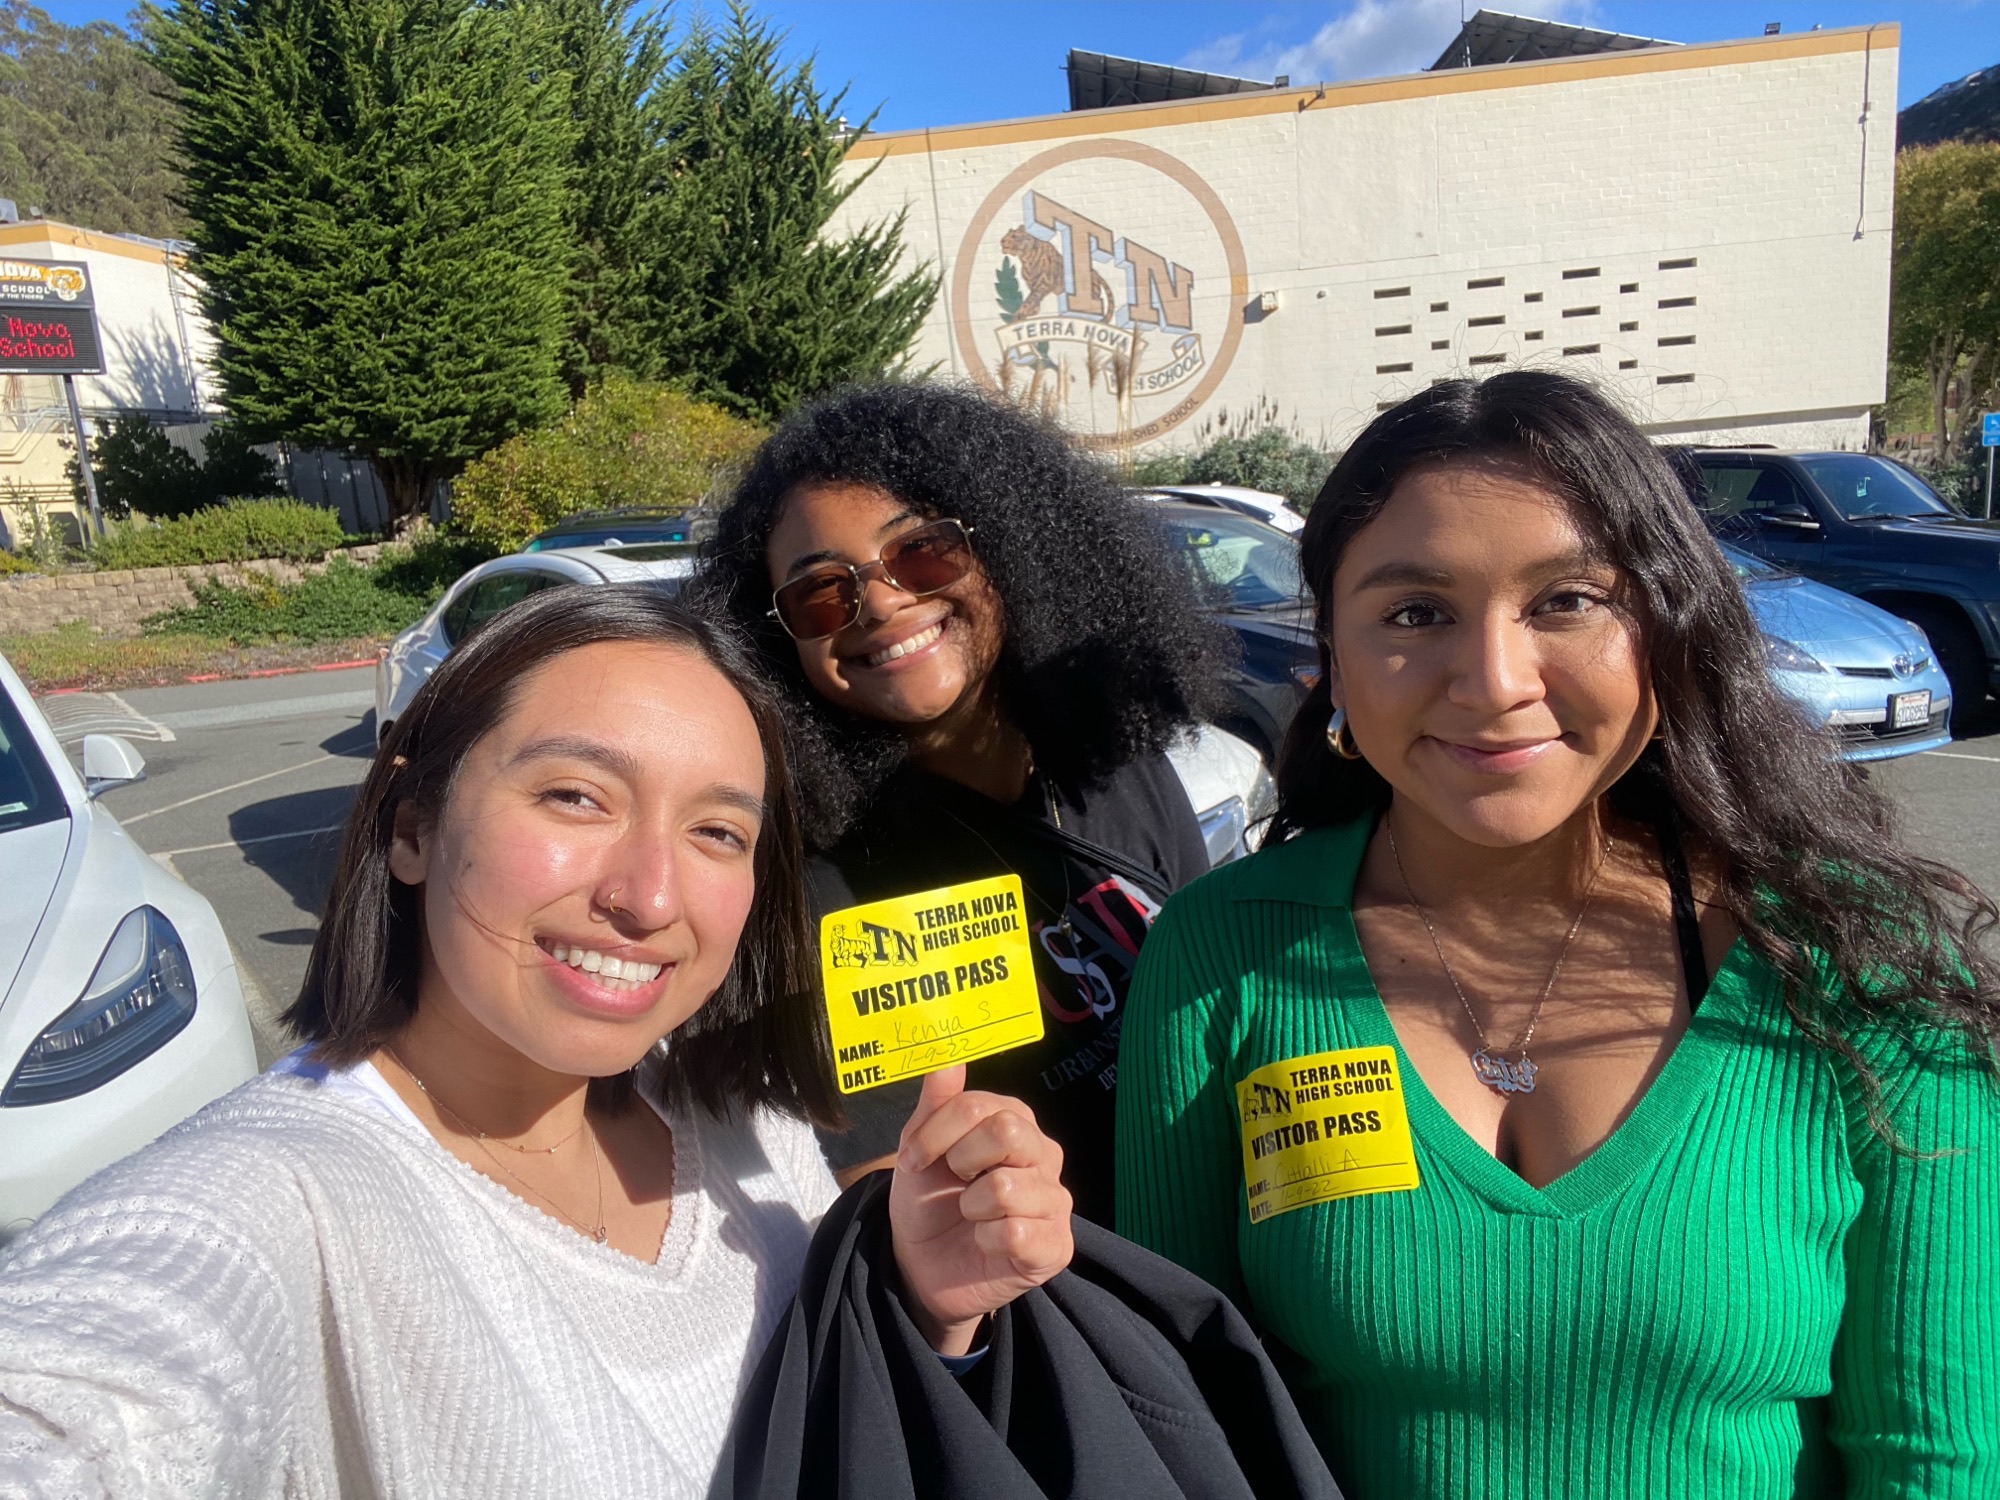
[948, 140, 1248, 450]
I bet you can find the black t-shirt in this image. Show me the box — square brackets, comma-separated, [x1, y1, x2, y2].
[808, 752, 1209, 1226]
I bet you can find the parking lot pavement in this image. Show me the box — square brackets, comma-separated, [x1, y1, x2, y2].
[80, 667, 379, 1066]
[1869, 708, 2000, 906]
[33, 671, 2000, 1070]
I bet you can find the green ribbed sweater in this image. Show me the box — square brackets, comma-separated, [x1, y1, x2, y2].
[1115, 818, 2000, 1499]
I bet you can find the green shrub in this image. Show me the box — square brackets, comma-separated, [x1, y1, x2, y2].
[78, 416, 282, 521]
[451, 375, 763, 551]
[144, 555, 435, 643]
[0, 548, 39, 575]
[369, 528, 499, 604]
[1180, 427, 1336, 510]
[90, 498, 348, 571]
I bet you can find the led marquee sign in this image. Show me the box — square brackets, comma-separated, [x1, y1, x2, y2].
[0, 259, 104, 375]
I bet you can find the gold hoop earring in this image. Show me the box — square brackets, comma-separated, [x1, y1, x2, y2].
[1325, 707, 1363, 761]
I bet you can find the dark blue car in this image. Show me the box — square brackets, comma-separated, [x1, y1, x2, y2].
[1685, 449, 2000, 726]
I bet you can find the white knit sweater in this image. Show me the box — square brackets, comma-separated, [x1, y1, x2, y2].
[0, 1056, 838, 1498]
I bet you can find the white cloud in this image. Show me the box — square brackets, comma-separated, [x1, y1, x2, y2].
[1181, 0, 1599, 86]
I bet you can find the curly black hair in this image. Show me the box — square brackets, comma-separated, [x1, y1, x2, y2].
[690, 381, 1233, 848]
[1273, 370, 2000, 1124]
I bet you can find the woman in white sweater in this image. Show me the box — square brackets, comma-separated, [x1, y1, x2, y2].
[0, 587, 1073, 1498]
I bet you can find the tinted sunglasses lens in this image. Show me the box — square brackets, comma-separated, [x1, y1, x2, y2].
[883, 524, 973, 595]
[775, 573, 857, 639]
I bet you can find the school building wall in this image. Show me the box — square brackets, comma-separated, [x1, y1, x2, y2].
[831, 24, 1899, 460]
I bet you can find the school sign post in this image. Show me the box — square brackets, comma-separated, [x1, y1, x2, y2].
[0, 258, 107, 532]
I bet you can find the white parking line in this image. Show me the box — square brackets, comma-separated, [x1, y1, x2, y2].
[1920, 749, 2000, 765]
[152, 823, 348, 859]
[152, 689, 373, 732]
[121, 753, 338, 824]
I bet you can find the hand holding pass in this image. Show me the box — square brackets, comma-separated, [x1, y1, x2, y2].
[889, 1065, 1074, 1356]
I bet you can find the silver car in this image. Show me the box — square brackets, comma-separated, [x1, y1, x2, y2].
[375, 544, 699, 741]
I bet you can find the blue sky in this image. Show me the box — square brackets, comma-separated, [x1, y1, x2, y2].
[45, 0, 1998, 130]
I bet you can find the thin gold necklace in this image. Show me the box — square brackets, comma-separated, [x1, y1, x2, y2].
[1384, 814, 1613, 1098]
[386, 1050, 607, 1243]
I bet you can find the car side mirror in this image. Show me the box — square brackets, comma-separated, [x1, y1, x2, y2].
[81, 733, 147, 798]
[1760, 505, 1821, 532]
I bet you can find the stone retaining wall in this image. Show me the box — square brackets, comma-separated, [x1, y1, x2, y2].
[0, 545, 385, 637]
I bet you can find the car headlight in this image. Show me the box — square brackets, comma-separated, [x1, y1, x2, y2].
[1762, 635, 1825, 674]
[2, 907, 199, 1107]
[1198, 796, 1249, 866]
[1246, 762, 1277, 849]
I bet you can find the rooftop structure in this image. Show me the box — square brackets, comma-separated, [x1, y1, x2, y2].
[1430, 9, 1676, 72]
[1065, 50, 1276, 112]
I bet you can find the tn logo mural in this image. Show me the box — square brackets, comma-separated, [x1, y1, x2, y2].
[993, 191, 1206, 406]
[949, 139, 1248, 449]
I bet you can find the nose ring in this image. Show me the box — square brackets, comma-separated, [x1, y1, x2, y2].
[605, 889, 623, 916]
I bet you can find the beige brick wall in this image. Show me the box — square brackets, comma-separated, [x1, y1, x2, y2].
[0, 545, 384, 637]
[834, 25, 1897, 457]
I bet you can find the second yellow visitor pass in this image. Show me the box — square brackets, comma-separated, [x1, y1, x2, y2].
[1238, 1046, 1421, 1223]
[819, 874, 1043, 1094]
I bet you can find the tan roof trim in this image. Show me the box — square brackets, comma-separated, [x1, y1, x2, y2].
[847, 24, 1896, 161]
[0, 220, 179, 267]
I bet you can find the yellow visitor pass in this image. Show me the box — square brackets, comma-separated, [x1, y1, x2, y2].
[1238, 1046, 1421, 1223]
[820, 874, 1043, 1094]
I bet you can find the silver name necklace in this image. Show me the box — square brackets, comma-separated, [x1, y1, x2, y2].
[1384, 813, 1613, 1097]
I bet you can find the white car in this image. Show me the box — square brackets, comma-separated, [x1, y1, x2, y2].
[377, 546, 1272, 865]
[1169, 725, 1275, 865]
[375, 544, 698, 740]
[1135, 483, 1307, 535]
[0, 653, 257, 1241]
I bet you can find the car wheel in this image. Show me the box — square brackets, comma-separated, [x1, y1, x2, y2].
[1905, 607, 1987, 730]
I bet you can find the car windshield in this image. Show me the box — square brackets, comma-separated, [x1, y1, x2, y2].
[0, 689, 68, 834]
[1798, 455, 1954, 520]
[1156, 510, 1302, 610]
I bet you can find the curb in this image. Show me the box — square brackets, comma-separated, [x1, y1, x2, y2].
[39, 657, 377, 696]
[183, 658, 378, 685]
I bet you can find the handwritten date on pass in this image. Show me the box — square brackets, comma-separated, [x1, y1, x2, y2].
[819, 874, 1043, 1094]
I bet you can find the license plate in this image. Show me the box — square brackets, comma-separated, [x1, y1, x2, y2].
[1891, 690, 1931, 730]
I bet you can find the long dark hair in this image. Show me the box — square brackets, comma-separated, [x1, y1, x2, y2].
[689, 381, 1232, 848]
[285, 586, 841, 1126]
[1273, 370, 2000, 1098]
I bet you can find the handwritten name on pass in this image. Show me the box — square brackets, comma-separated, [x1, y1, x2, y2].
[820, 874, 1043, 1094]
[1237, 1046, 1420, 1223]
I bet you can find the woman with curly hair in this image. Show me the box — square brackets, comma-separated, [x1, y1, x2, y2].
[1117, 370, 2000, 1497]
[694, 381, 1232, 1224]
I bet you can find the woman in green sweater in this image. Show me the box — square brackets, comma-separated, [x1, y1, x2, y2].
[1116, 370, 2000, 1499]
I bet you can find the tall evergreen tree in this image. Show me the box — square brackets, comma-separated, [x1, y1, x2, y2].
[644, 6, 935, 422]
[149, 0, 576, 522]
[543, 0, 671, 395]
[0, 1, 185, 238]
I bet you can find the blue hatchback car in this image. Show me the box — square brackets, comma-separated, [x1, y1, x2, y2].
[1725, 542, 1953, 762]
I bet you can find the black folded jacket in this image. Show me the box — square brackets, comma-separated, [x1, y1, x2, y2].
[713, 1172, 1344, 1500]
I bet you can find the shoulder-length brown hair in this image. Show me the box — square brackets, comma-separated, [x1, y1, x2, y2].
[285, 585, 841, 1126]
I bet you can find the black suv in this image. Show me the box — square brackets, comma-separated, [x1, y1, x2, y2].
[1682, 450, 2000, 723]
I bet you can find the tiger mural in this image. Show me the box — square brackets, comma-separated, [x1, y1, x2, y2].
[1000, 226, 1115, 322]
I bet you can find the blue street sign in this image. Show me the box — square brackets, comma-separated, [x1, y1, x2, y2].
[1984, 412, 2000, 447]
